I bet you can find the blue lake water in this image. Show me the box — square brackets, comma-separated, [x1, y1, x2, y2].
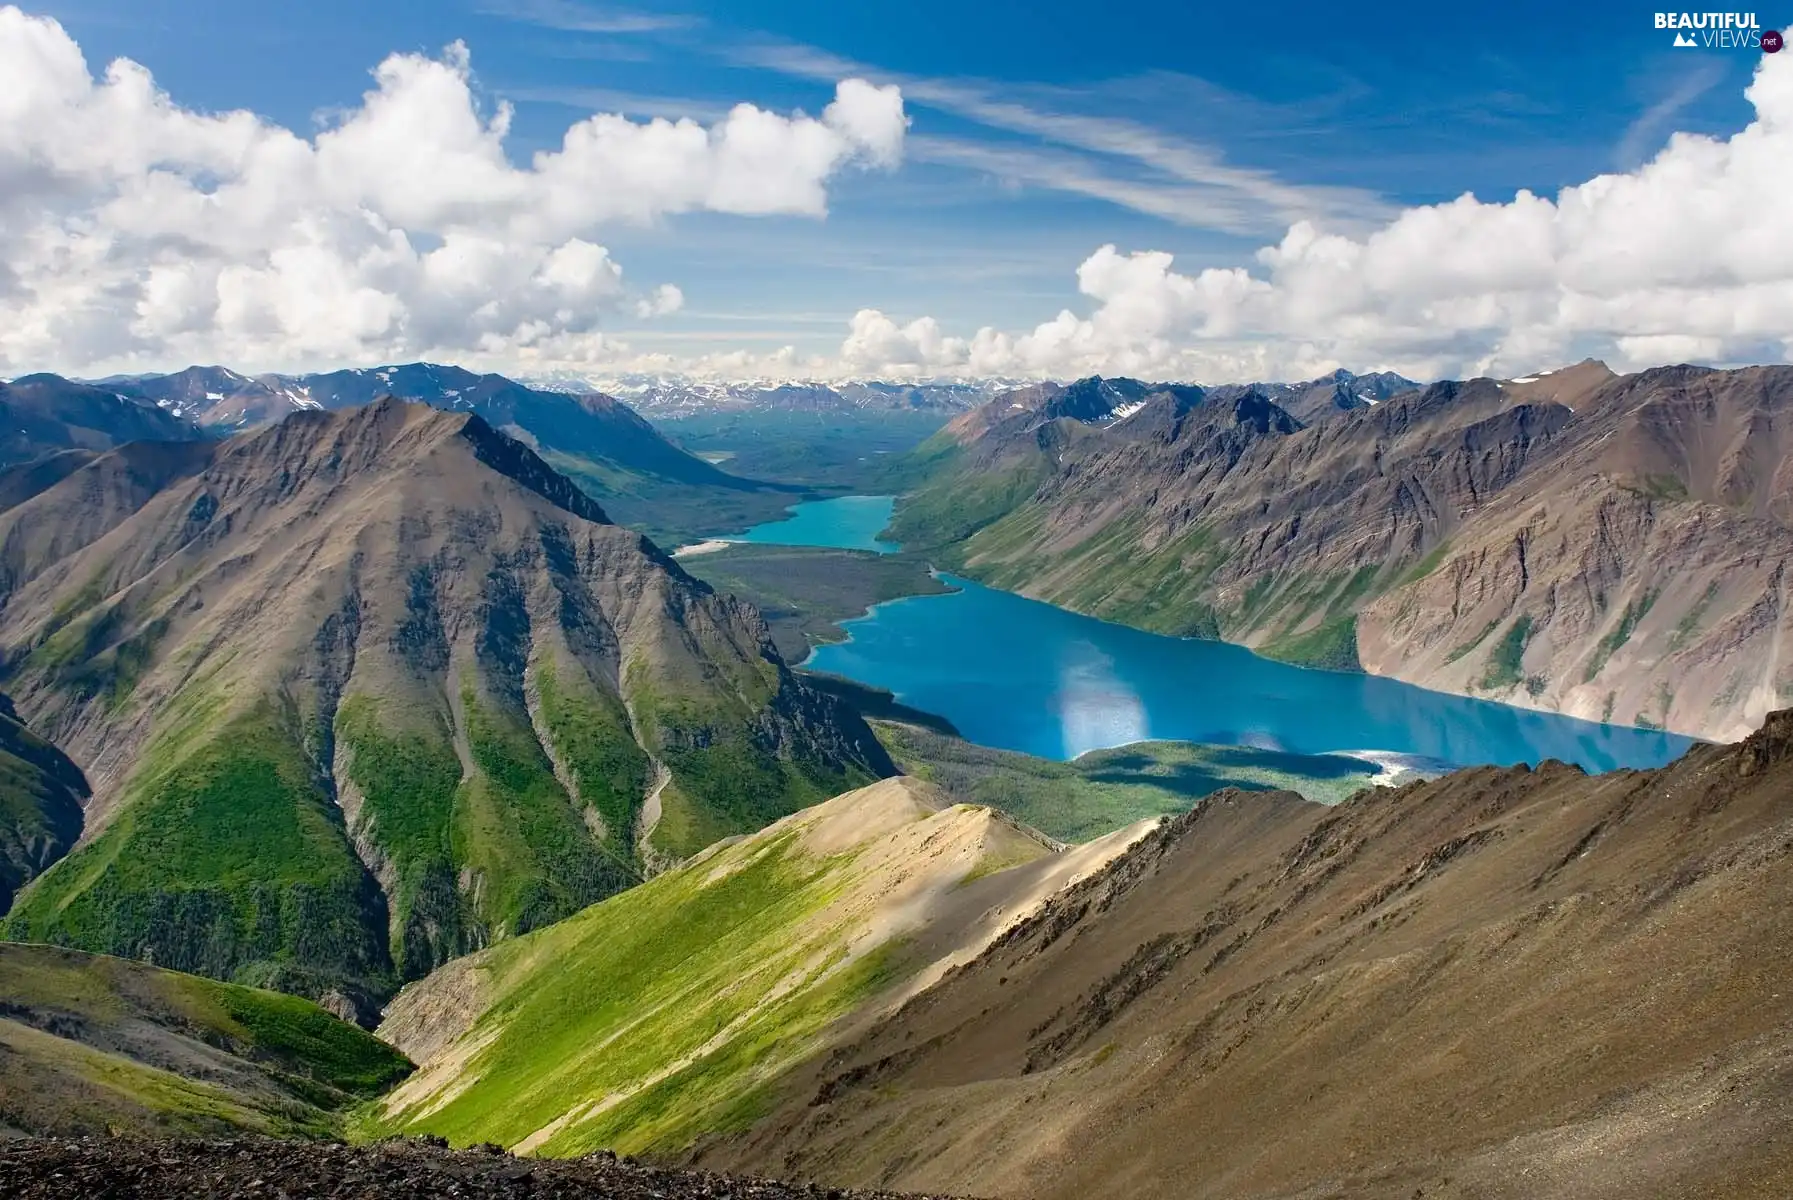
[805, 574, 1697, 774]
[729, 495, 898, 554]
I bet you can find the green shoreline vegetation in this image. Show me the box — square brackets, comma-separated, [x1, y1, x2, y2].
[872, 720, 1384, 843]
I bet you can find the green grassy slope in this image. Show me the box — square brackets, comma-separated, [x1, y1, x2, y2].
[368, 778, 1067, 1158]
[0, 943, 410, 1139]
[4, 701, 395, 1009]
[5, 643, 879, 1010]
[873, 721, 1383, 843]
[881, 438, 1054, 553]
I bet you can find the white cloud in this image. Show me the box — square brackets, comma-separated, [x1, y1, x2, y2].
[814, 54, 1793, 384]
[0, 7, 904, 374]
[634, 283, 684, 318]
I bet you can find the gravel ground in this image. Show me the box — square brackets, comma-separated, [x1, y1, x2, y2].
[0, 1137, 962, 1199]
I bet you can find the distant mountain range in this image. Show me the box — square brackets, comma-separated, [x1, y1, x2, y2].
[0, 400, 890, 1019]
[569, 377, 1014, 417]
[538, 369, 1424, 420]
[888, 359, 1793, 741]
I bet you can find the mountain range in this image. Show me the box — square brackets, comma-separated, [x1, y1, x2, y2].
[888, 361, 1793, 741]
[585, 369, 1419, 421]
[13, 364, 809, 543]
[0, 399, 889, 1019]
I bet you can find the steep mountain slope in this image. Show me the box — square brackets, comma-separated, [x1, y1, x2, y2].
[369, 777, 1150, 1158]
[0, 375, 203, 468]
[0, 694, 87, 914]
[0, 401, 889, 1016]
[891, 364, 1793, 739]
[0, 942, 410, 1139]
[704, 712, 1792, 1200]
[0, 440, 217, 603]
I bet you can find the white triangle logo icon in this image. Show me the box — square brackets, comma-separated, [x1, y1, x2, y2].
[1673, 31, 1698, 46]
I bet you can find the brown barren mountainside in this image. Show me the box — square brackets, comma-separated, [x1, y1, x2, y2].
[700, 711, 1793, 1199]
[893, 362, 1793, 740]
[0, 399, 889, 1016]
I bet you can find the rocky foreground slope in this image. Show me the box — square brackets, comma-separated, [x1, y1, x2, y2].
[891, 362, 1793, 741]
[0, 400, 889, 1017]
[0, 1138, 956, 1200]
[698, 711, 1793, 1198]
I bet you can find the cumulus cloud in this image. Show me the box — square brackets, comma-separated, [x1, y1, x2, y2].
[827, 54, 1793, 383]
[0, 6, 905, 374]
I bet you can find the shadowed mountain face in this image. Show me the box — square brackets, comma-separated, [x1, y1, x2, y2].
[0, 375, 203, 468]
[700, 712, 1793, 1200]
[890, 362, 1793, 740]
[0, 400, 890, 1019]
[0, 694, 87, 915]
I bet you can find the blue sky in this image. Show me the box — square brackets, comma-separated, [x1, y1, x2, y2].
[11, 0, 1791, 379]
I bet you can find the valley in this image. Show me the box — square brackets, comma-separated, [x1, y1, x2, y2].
[881, 364, 1793, 743]
[4, 9, 1791, 1195]
[674, 542, 949, 664]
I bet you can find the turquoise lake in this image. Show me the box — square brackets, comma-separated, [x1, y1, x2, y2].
[728, 495, 898, 553]
[741, 496, 1697, 773]
[807, 575, 1695, 773]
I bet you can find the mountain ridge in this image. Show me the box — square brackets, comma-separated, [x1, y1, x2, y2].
[693, 706, 1793, 1198]
[0, 400, 890, 1017]
[887, 361, 1793, 740]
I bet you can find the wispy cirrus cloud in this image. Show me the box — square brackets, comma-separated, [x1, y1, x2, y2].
[731, 40, 1392, 233]
[471, 0, 699, 35]
[908, 136, 1272, 234]
[1614, 61, 1727, 168]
